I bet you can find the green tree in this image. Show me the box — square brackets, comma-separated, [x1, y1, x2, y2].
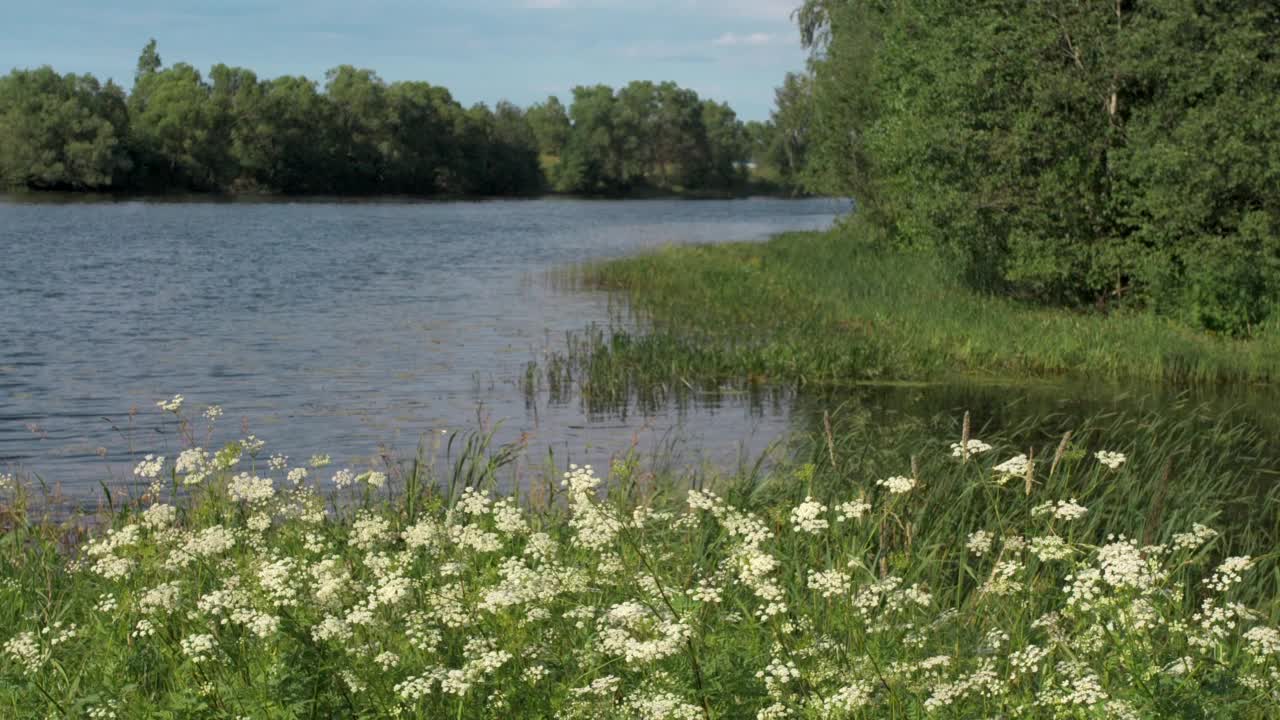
[700, 99, 747, 189]
[526, 95, 570, 157]
[767, 72, 812, 189]
[324, 65, 389, 192]
[558, 84, 617, 193]
[129, 62, 221, 190]
[0, 67, 131, 189]
[796, 0, 1280, 333]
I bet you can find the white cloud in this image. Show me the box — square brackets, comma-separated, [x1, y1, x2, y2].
[712, 32, 774, 47]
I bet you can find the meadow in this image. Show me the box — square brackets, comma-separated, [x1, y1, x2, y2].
[2, 396, 1278, 718]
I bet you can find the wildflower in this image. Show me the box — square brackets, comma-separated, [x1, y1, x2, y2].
[835, 497, 871, 521]
[138, 581, 181, 615]
[1172, 523, 1218, 551]
[157, 394, 184, 413]
[1097, 536, 1158, 591]
[1244, 626, 1280, 658]
[950, 439, 992, 458]
[268, 454, 289, 471]
[1032, 499, 1088, 522]
[993, 454, 1029, 484]
[286, 467, 308, 485]
[228, 473, 274, 504]
[358, 471, 387, 489]
[876, 475, 916, 494]
[790, 496, 829, 534]
[3, 632, 43, 675]
[203, 405, 223, 420]
[0, 473, 13, 491]
[597, 601, 691, 665]
[1205, 556, 1251, 592]
[624, 690, 704, 720]
[133, 454, 165, 479]
[1030, 535, 1073, 562]
[456, 487, 492, 516]
[181, 634, 217, 663]
[142, 503, 177, 529]
[966, 530, 994, 557]
[1095, 450, 1126, 469]
[308, 454, 331, 468]
[332, 468, 354, 488]
[351, 512, 391, 550]
[807, 569, 851, 598]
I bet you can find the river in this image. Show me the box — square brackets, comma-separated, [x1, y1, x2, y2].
[1, 196, 848, 495]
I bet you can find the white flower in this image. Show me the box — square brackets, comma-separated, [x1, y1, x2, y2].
[1205, 556, 1251, 592]
[876, 475, 916, 494]
[157, 394, 184, 413]
[1172, 523, 1218, 551]
[1095, 450, 1127, 469]
[597, 601, 691, 665]
[835, 498, 872, 521]
[1244, 626, 1280, 658]
[203, 405, 223, 420]
[133, 454, 165, 479]
[1032, 499, 1088, 522]
[142, 503, 177, 529]
[950, 439, 992, 458]
[228, 473, 274, 504]
[1030, 535, 1073, 562]
[966, 530, 994, 557]
[790, 496, 829, 534]
[181, 633, 216, 663]
[993, 454, 1029, 484]
[807, 569, 851, 598]
[3, 632, 43, 675]
[138, 581, 181, 615]
[308, 454, 331, 468]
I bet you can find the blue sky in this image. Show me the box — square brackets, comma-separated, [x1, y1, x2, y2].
[3, 0, 807, 120]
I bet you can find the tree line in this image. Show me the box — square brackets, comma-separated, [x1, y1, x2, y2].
[0, 41, 803, 197]
[780, 1, 1280, 335]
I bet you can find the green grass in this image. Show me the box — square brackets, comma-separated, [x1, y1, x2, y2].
[558, 226, 1280, 395]
[1, 402, 1278, 717]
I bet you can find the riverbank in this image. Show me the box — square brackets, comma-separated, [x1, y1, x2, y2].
[2, 403, 1277, 717]
[567, 227, 1280, 390]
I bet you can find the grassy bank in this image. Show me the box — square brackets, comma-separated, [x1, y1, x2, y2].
[2, 400, 1279, 717]
[561, 228, 1280, 394]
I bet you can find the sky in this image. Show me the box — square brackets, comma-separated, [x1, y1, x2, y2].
[2, 0, 809, 121]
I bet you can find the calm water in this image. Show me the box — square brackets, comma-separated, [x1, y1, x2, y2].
[1, 196, 848, 494]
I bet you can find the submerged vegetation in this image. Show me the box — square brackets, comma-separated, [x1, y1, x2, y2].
[2, 398, 1278, 717]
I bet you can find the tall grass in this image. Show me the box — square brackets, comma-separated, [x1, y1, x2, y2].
[553, 226, 1280, 392]
[1, 401, 1277, 717]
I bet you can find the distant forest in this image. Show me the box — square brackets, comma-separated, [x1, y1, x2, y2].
[0, 41, 805, 197]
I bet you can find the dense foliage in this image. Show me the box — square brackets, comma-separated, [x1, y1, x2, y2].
[793, 1, 1280, 334]
[2, 398, 1278, 717]
[0, 41, 773, 197]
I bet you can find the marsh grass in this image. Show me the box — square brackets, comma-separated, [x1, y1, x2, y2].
[546, 226, 1280, 396]
[1, 400, 1278, 718]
